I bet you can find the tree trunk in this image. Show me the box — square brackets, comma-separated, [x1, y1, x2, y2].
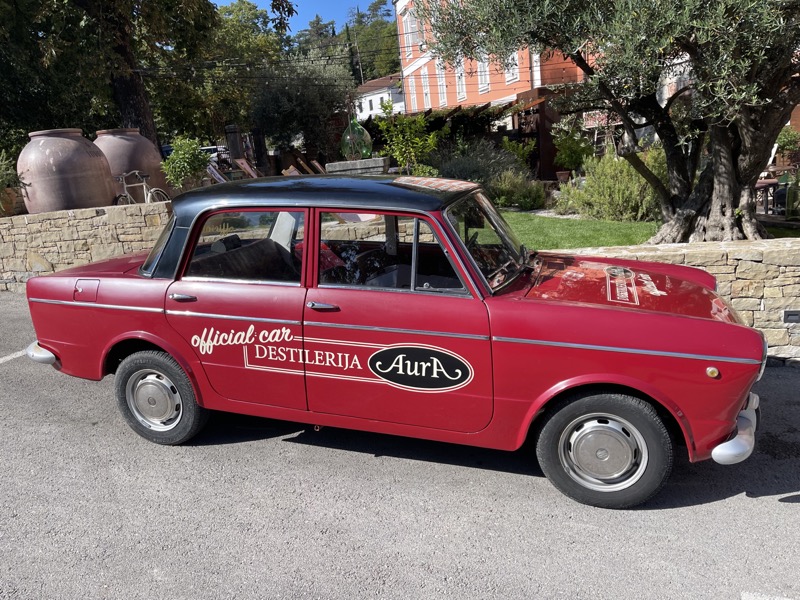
[70, 0, 160, 147]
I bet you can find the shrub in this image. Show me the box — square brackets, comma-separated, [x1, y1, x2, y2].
[553, 123, 595, 173]
[411, 164, 440, 177]
[500, 137, 535, 170]
[556, 146, 663, 222]
[376, 100, 439, 174]
[433, 137, 521, 184]
[487, 170, 546, 211]
[777, 125, 800, 163]
[161, 137, 210, 188]
[0, 150, 23, 190]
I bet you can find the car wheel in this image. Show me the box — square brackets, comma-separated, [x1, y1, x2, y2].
[536, 393, 673, 509]
[115, 351, 209, 445]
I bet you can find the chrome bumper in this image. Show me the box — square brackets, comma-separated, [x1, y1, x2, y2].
[26, 341, 57, 365]
[711, 393, 759, 465]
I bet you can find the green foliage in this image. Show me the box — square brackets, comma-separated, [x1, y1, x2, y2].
[421, 0, 800, 241]
[553, 120, 595, 173]
[0, 150, 23, 190]
[432, 136, 521, 184]
[149, 0, 285, 140]
[161, 137, 210, 188]
[411, 164, 440, 177]
[293, 1, 400, 81]
[487, 170, 546, 211]
[252, 47, 357, 160]
[776, 126, 800, 159]
[376, 101, 439, 173]
[557, 147, 664, 222]
[500, 138, 535, 170]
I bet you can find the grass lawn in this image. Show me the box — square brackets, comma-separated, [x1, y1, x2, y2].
[502, 212, 800, 250]
[502, 212, 659, 250]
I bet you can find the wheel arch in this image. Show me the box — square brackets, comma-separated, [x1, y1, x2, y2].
[521, 381, 691, 456]
[101, 333, 206, 406]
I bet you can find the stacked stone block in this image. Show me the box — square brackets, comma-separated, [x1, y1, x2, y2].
[0, 203, 171, 293]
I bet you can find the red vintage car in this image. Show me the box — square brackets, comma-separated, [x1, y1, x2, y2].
[26, 176, 765, 508]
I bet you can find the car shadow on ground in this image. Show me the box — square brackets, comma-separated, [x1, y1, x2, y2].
[193, 410, 542, 477]
[190, 370, 800, 510]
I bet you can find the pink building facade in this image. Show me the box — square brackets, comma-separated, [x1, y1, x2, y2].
[394, 0, 583, 114]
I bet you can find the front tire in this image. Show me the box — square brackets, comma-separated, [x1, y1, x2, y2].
[115, 351, 209, 445]
[536, 393, 673, 509]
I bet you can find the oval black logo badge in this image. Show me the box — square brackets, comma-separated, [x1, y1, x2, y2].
[368, 345, 473, 392]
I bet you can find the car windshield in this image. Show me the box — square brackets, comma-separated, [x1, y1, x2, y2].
[445, 192, 529, 290]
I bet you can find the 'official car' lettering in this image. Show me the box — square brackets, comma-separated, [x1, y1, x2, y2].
[192, 325, 293, 355]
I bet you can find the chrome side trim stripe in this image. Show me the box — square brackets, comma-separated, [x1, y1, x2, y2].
[29, 298, 164, 314]
[166, 310, 301, 326]
[305, 321, 490, 341]
[492, 336, 762, 365]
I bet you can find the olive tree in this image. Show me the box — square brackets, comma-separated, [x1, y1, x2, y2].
[420, 0, 800, 242]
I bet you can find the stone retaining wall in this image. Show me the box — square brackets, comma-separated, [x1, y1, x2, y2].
[1, 205, 798, 363]
[0, 203, 171, 292]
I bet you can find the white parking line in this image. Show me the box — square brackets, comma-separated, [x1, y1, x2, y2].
[0, 350, 26, 365]
[742, 593, 797, 600]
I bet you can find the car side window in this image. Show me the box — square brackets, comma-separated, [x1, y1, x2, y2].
[318, 211, 465, 293]
[185, 210, 304, 283]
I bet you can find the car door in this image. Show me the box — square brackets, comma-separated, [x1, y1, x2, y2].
[165, 208, 309, 409]
[303, 209, 493, 433]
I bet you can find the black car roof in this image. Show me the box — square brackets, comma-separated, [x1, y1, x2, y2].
[171, 175, 479, 227]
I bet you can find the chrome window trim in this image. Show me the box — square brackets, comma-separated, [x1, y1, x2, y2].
[306, 321, 490, 341]
[493, 336, 763, 365]
[316, 283, 471, 298]
[29, 298, 165, 314]
[165, 310, 301, 326]
[180, 276, 302, 287]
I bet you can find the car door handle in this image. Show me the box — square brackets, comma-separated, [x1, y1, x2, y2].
[306, 301, 339, 311]
[169, 293, 197, 302]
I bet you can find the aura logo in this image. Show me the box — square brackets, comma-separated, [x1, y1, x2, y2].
[368, 345, 473, 392]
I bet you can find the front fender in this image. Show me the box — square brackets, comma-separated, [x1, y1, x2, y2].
[515, 373, 694, 452]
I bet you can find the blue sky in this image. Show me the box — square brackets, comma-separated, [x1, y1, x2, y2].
[253, 0, 359, 33]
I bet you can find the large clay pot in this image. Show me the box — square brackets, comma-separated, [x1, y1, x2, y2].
[94, 128, 168, 203]
[17, 129, 116, 214]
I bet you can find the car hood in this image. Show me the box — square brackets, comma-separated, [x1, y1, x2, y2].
[522, 253, 740, 324]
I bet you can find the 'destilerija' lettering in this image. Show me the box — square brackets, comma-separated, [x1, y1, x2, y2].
[254, 345, 361, 371]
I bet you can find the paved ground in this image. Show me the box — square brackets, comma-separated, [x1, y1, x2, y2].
[1, 291, 799, 600]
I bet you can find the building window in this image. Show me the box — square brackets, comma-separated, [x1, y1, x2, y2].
[436, 60, 447, 107]
[403, 13, 413, 57]
[408, 75, 417, 112]
[456, 59, 466, 101]
[369, 98, 374, 111]
[402, 12, 419, 58]
[421, 68, 431, 110]
[505, 52, 520, 84]
[478, 55, 490, 93]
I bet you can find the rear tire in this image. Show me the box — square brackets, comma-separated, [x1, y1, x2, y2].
[536, 393, 673, 509]
[148, 188, 170, 203]
[115, 351, 208, 445]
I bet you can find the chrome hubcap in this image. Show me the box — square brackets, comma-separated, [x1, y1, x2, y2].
[126, 369, 182, 431]
[558, 413, 648, 492]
